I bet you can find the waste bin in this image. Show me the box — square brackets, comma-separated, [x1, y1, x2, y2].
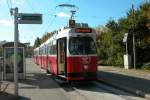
[2, 42, 26, 80]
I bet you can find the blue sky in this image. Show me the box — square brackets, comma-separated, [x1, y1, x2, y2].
[0, 0, 144, 45]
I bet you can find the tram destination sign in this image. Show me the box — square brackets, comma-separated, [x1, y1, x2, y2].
[18, 13, 42, 24]
[75, 28, 92, 33]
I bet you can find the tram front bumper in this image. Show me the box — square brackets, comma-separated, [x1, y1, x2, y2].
[67, 72, 97, 81]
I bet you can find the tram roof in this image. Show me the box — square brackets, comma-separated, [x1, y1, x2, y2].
[38, 25, 96, 48]
[34, 47, 39, 50]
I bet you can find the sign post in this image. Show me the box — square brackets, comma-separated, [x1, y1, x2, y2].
[14, 7, 19, 96]
[10, 7, 42, 96]
[132, 4, 136, 69]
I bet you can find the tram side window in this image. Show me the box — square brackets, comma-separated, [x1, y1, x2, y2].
[54, 45, 56, 54]
[42, 48, 43, 55]
[40, 49, 42, 55]
[41, 48, 43, 55]
[44, 46, 47, 55]
[48, 43, 51, 55]
[38, 50, 39, 55]
[43, 47, 45, 55]
[42, 48, 44, 55]
[50, 46, 52, 54]
[49, 46, 51, 55]
[34, 51, 35, 55]
[35, 51, 37, 56]
[48, 41, 56, 55]
[44, 47, 45, 55]
[41, 49, 43, 55]
[39, 49, 41, 55]
[48, 44, 52, 55]
[44, 47, 46, 55]
[36, 51, 38, 56]
[52, 45, 56, 55]
[45, 46, 47, 55]
[49, 45, 56, 55]
[34, 51, 36, 56]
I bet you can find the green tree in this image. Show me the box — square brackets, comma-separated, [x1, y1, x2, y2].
[96, 1, 150, 68]
[33, 37, 41, 48]
[96, 20, 124, 66]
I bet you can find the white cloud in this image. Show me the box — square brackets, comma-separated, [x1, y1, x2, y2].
[0, 0, 25, 5]
[12, 0, 25, 5]
[0, 0, 5, 4]
[0, 19, 13, 26]
[55, 12, 70, 18]
[0, 0, 4, 2]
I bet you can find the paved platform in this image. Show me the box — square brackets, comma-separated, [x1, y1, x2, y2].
[0, 58, 69, 100]
[0, 59, 149, 100]
[98, 66, 150, 100]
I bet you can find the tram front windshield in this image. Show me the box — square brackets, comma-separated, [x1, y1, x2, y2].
[69, 37, 96, 55]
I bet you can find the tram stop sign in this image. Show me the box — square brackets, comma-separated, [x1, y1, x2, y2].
[123, 33, 128, 44]
[69, 20, 75, 28]
[18, 13, 42, 24]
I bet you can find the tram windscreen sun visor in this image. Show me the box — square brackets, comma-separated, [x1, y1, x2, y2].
[75, 28, 92, 33]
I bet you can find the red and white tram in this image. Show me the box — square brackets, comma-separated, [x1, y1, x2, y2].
[34, 23, 97, 81]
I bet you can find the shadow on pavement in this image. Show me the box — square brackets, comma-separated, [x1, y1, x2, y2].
[19, 72, 60, 89]
[19, 57, 147, 99]
[55, 79, 76, 92]
[55, 80, 140, 98]
[0, 92, 30, 100]
[20, 71, 143, 98]
[98, 71, 150, 94]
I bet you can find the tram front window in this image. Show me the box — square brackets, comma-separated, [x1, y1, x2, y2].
[69, 37, 96, 55]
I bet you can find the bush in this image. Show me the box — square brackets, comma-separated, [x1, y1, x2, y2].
[142, 62, 150, 70]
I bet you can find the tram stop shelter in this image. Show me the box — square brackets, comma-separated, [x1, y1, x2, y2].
[2, 42, 26, 80]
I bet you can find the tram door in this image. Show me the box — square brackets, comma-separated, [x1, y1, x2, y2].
[57, 38, 67, 75]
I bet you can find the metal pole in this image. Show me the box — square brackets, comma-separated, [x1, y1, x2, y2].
[132, 4, 136, 69]
[14, 7, 19, 96]
[126, 41, 128, 54]
[133, 33, 136, 69]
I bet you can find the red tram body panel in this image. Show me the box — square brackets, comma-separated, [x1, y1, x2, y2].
[66, 56, 97, 80]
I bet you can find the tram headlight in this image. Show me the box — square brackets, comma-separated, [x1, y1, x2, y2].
[84, 65, 88, 70]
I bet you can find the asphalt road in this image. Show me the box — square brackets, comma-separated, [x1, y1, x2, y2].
[3, 58, 146, 100]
